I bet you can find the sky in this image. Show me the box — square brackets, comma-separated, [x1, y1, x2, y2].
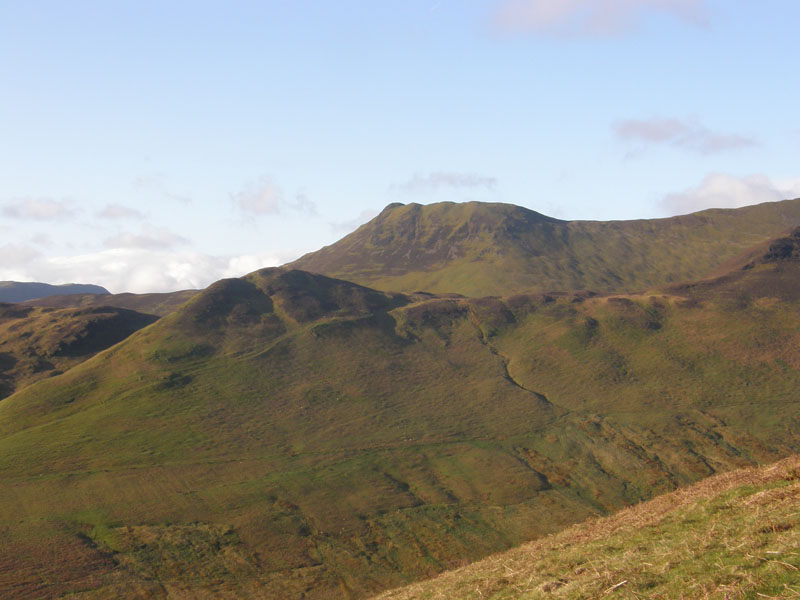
[2, 0, 799, 293]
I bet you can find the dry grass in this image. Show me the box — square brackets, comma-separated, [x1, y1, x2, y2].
[373, 455, 800, 599]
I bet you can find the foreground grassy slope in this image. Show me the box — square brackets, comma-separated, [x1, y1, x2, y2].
[374, 455, 800, 600]
[0, 303, 157, 399]
[290, 198, 800, 296]
[2, 244, 800, 597]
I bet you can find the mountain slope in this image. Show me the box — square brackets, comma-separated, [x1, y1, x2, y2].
[2, 247, 800, 597]
[0, 281, 109, 303]
[374, 454, 800, 600]
[666, 225, 800, 303]
[290, 199, 800, 296]
[0, 304, 157, 399]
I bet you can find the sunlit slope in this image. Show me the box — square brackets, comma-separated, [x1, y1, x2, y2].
[1, 255, 800, 597]
[0, 303, 157, 399]
[290, 198, 800, 296]
[374, 455, 800, 600]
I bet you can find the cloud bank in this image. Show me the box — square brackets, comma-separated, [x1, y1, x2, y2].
[0, 247, 285, 294]
[103, 227, 189, 250]
[662, 174, 800, 216]
[492, 0, 708, 37]
[0, 243, 42, 268]
[614, 117, 757, 154]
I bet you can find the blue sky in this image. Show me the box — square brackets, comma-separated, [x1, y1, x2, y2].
[2, 0, 799, 292]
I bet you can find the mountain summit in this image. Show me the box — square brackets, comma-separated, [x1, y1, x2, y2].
[291, 199, 800, 296]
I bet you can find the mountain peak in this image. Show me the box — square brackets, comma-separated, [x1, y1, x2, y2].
[291, 198, 800, 296]
[177, 267, 405, 332]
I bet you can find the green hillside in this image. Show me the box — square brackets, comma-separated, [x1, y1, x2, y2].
[290, 198, 800, 296]
[2, 234, 800, 598]
[373, 454, 800, 599]
[0, 304, 157, 399]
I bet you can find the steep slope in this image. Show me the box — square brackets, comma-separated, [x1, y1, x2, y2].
[666, 225, 800, 303]
[290, 198, 800, 296]
[374, 455, 800, 600]
[0, 281, 109, 302]
[1, 261, 800, 598]
[0, 304, 158, 399]
[23, 288, 199, 317]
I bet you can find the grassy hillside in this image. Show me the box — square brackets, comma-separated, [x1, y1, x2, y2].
[290, 198, 800, 296]
[23, 288, 199, 317]
[374, 454, 800, 599]
[1, 245, 800, 597]
[0, 304, 157, 399]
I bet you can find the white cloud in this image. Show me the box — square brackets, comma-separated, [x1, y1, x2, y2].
[97, 203, 145, 220]
[391, 171, 497, 194]
[662, 174, 800, 216]
[223, 254, 274, 277]
[614, 117, 757, 154]
[233, 178, 282, 215]
[2, 197, 78, 220]
[103, 227, 189, 250]
[492, 0, 708, 37]
[0, 248, 284, 294]
[0, 243, 42, 266]
[232, 177, 317, 216]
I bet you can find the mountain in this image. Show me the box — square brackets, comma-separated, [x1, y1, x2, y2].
[2, 250, 800, 598]
[373, 454, 800, 599]
[0, 304, 158, 399]
[290, 198, 800, 296]
[0, 281, 109, 303]
[23, 288, 199, 317]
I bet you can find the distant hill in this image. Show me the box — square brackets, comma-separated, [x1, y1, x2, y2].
[24, 289, 199, 317]
[374, 454, 800, 600]
[0, 281, 109, 303]
[2, 256, 800, 597]
[290, 198, 800, 296]
[1, 290, 199, 398]
[0, 304, 158, 399]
